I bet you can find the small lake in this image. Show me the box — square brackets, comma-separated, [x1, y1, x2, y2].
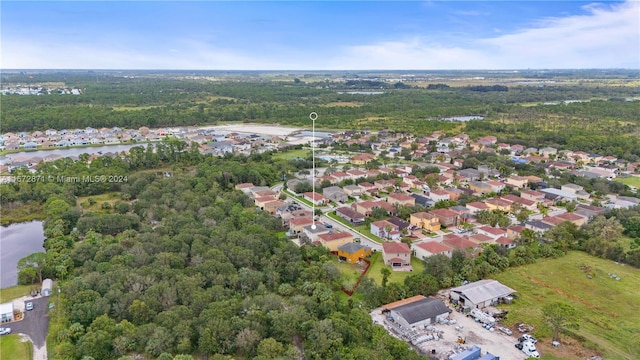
[0, 221, 46, 289]
[297, 131, 333, 138]
[441, 115, 485, 122]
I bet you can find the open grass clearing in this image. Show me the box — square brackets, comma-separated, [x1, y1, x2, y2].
[365, 251, 425, 286]
[0, 284, 34, 303]
[272, 148, 310, 160]
[616, 176, 640, 188]
[77, 192, 123, 213]
[494, 251, 640, 360]
[0, 334, 32, 360]
[321, 101, 363, 107]
[111, 105, 163, 111]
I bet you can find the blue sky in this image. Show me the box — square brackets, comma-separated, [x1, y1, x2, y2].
[2, 1, 638, 69]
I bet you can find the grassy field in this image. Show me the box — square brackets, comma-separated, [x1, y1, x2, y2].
[77, 192, 123, 213]
[272, 148, 310, 160]
[616, 176, 640, 188]
[494, 251, 640, 360]
[0, 284, 34, 302]
[366, 252, 425, 286]
[0, 334, 32, 360]
[0, 202, 43, 226]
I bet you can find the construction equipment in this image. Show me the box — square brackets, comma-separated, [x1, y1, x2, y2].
[457, 336, 466, 344]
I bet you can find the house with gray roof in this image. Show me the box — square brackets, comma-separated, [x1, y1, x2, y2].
[323, 186, 348, 203]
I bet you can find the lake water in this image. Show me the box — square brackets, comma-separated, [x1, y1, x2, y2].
[297, 131, 332, 138]
[1, 143, 149, 164]
[0, 221, 46, 289]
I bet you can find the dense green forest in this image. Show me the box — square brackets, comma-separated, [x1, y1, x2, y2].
[3, 139, 639, 359]
[2, 71, 639, 159]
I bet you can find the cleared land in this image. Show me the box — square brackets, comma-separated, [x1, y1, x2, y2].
[272, 148, 310, 160]
[0, 334, 32, 360]
[78, 192, 125, 213]
[366, 252, 425, 286]
[494, 251, 640, 360]
[616, 176, 640, 188]
[0, 284, 33, 302]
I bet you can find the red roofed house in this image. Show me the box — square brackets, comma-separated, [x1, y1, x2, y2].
[520, 190, 546, 203]
[442, 234, 477, 251]
[353, 200, 395, 216]
[371, 220, 401, 241]
[413, 241, 452, 259]
[466, 202, 490, 214]
[382, 242, 411, 267]
[387, 192, 416, 206]
[303, 192, 327, 206]
[507, 225, 526, 240]
[429, 208, 460, 227]
[335, 207, 366, 224]
[469, 233, 494, 245]
[476, 226, 508, 240]
[496, 236, 516, 249]
[505, 175, 529, 188]
[289, 216, 314, 233]
[255, 196, 278, 209]
[556, 212, 587, 227]
[352, 153, 376, 165]
[318, 231, 354, 251]
[501, 195, 537, 211]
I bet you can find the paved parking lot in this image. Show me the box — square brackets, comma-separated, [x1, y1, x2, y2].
[9, 297, 50, 348]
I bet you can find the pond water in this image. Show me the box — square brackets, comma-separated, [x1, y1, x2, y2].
[0, 221, 46, 289]
[1, 143, 148, 165]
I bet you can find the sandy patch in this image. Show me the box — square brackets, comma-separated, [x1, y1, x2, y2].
[200, 124, 301, 136]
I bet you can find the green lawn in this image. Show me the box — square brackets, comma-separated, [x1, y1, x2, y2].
[77, 192, 124, 213]
[0, 334, 32, 360]
[616, 176, 640, 188]
[366, 252, 425, 286]
[0, 284, 34, 302]
[329, 257, 364, 282]
[272, 148, 310, 160]
[493, 251, 640, 360]
[326, 212, 382, 244]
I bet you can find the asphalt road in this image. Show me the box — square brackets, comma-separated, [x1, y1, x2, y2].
[275, 184, 383, 251]
[10, 297, 50, 348]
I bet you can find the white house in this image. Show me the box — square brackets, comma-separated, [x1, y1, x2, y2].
[0, 302, 14, 322]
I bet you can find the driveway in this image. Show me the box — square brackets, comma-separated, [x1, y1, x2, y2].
[10, 296, 50, 349]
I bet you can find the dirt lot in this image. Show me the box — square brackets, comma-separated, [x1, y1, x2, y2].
[371, 305, 531, 360]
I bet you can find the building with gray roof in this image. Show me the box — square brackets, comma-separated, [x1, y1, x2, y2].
[386, 297, 451, 329]
[449, 279, 515, 309]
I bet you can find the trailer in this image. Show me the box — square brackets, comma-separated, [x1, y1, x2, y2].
[468, 308, 496, 325]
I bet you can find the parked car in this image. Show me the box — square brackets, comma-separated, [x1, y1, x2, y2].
[0, 328, 11, 335]
[25, 302, 34, 311]
[518, 334, 537, 344]
[498, 326, 513, 335]
[324, 223, 333, 228]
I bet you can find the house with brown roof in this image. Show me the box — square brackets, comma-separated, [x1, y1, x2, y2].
[375, 179, 396, 191]
[496, 236, 516, 249]
[387, 192, 415, 206]
[351, 153, 376, 165]
[353, 200, 395, 216]
[335, 207, 365, 224]
[318, 231, 353, 251]
[264, 200, 285, 215]
[410, 212, 441, 232]
[429, 208, 460, 227]
[442, 234, 477, 251]
[476, 226, 508, 240]
[469, 233, 494, 245]
[507, 225, 526, 240]
[382, 242, 411, 267]
[303, 192, 327, 206]
[541, 216, 565, 227]
[520, 190, 546, 203]
[358, 182, 377, 193]
[500, 195, 537, 211]
[289, 216, 314, 233]
[466, 202, 490, 214]
[505, 175, 529, 188]
[485, 180, 506, 193]
[413, 241, 452, 259]
[484, 198, 511, 212]
[556, 212, 587, 226]
[428, 189, 451, 202]
[255, 196, 278, 209]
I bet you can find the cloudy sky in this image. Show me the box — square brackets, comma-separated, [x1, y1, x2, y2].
[2, 1, 638, 70]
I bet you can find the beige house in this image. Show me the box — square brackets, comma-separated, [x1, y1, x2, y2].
[318, 231, 353, 251]
[410, 212, 441, 232]
[413, 241, 452, 259]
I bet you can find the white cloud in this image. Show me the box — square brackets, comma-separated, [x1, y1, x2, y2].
[332, 0, 640, 69]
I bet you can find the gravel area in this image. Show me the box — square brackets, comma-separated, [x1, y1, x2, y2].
[371, 302, 531, 359]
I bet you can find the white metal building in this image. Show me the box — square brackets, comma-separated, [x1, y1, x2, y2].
[449, 279, 516, 309]
[42, 278, 53, 297]
[0, 302, 14, 323]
